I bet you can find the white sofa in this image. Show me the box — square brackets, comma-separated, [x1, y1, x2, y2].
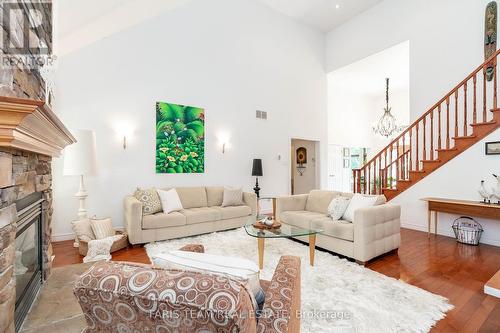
[276, 190, 401, 264]
[125, 187, 257, 244]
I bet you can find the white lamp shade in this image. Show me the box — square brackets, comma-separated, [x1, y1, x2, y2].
[63, 129, 98, 176]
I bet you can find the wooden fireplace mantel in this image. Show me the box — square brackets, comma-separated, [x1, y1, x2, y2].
[0, 96, 76, 156]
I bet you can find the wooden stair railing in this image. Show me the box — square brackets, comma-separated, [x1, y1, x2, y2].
[353, 49, 500, 200]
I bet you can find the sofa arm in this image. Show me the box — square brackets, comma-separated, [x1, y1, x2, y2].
[124, 196, 143, 245]
[243, 192, 258, 216]
[353, 204, 401, 262]
[257, 256, 301, 333]
[275, 195, 308, 221]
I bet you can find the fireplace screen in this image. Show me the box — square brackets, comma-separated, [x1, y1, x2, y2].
[14, 192, 43, 332]
[15, 220, 40, 305]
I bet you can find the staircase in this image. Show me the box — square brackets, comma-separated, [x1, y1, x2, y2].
[353, 50, 500, 201]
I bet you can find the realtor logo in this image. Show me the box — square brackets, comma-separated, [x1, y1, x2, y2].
[1, 0, 56, 68]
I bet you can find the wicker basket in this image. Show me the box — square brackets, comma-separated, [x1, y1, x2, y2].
[78, 230, 129, 256]
[452, 216, 483, 246]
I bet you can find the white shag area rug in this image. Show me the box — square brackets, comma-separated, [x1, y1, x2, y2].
[145, 228, 453, 333]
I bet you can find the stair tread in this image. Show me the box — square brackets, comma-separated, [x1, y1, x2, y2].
[421, 159, 441, 163]
[396, 179, 411, 182]
[453, 135, 477, 139]
[409, 170, 426, 173]
[436, 148, 458, 152]
[471, 120, 497, 126]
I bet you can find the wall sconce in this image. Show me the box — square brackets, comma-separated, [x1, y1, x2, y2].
[217, 132, 230, 154]
[114, 123, 135, 150]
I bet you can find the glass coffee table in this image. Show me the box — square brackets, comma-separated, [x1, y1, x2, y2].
[244, 221, 323, 269]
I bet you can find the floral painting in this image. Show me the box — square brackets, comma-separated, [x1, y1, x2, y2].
[156, 101, 205, 173]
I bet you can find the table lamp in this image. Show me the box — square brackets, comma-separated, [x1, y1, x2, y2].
[252, 159, 263, 198]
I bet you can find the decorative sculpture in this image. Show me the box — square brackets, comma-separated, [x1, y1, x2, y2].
[479, 180, 491, 203]
[485, 1, 498, 81]
[491, 174, 500, 204]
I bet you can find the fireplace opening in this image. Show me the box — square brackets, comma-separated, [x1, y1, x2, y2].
[14, 192, 44, 332]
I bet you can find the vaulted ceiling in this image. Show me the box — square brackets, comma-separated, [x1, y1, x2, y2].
[256, 0, 382, 32]
[56, 0, 383, 55]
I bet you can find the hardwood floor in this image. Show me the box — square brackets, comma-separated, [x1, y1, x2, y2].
[52, 228, 500, 332]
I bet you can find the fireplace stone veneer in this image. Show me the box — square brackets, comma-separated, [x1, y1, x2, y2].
[0, 150, 53, 332]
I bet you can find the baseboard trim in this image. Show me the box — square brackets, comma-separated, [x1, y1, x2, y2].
[51, 226, 125, 242]
[51, 233, 75, 242]
[401, 222, 500, 247]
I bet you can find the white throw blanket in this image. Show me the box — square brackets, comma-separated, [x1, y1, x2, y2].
[83, 235, 122, 263]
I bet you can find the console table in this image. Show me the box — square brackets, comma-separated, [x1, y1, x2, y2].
[422, 198, 500, 299]
[421, 197, 500, 238]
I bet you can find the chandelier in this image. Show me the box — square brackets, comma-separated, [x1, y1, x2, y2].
[372, 78, 406, 138]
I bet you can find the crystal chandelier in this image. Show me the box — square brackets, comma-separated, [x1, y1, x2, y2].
[373, 78, 406, 138]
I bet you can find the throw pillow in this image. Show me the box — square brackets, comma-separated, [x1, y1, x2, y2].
[221, 187, 244, 207]
[157, 188, 183, 214]
[134, 188, 162, 216]
[71, 218, 95, 242]
[90, 217, 115, 239]
[152, 250, 262, 310]
[83, 235, 121, 263]
[342, 193, 378, 222]
[327, 196, 351, 220]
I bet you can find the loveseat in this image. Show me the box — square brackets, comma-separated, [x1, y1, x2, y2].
[276, 190, 400, 264]
[124, 187, 257, 244]
[74, 246, 301, 333]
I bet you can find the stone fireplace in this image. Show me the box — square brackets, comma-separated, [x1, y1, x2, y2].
[0, 97, 74, 332]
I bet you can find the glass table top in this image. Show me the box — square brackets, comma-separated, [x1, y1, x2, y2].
[244, 221, 323, 239]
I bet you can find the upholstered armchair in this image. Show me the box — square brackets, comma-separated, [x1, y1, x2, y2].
[74, 245, 301, 333]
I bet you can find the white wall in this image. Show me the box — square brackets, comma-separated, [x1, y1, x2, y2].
[326, 0, 500, 245]
[52, 0, 327, 240]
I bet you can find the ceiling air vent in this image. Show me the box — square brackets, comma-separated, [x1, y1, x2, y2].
[256, 110, 267, 120]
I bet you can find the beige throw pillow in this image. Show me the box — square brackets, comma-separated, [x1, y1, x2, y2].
[71, 218, 95, 242]
[157, 189, 184, 214]
[134, 188, 162, 215]
[90, 217, 115, 239]
[221, 187, 244, 207]
[342, 194, 378, 222]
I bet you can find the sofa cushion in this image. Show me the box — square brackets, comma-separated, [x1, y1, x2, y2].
[142, 212, 186, 229]
[280, 211, 326, 229]
[206, 186, 224, 206]
[218, 205, 252, 220]
[175, 187, 208, 208]
[311, 217, 354, 241]
[305, 190, 340, 214]
[180, 207, 221, 225]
